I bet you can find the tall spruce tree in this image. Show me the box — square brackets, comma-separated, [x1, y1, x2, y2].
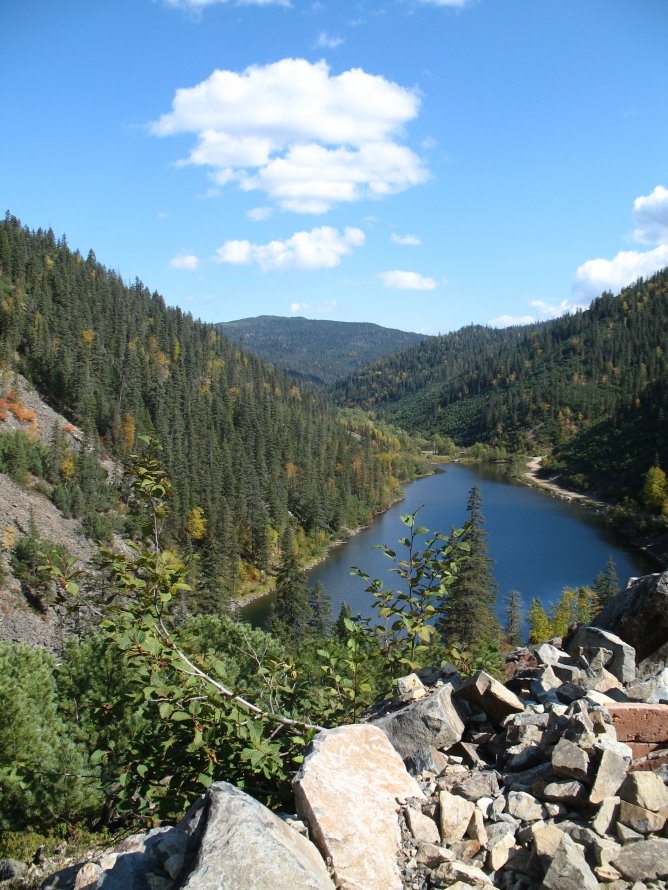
[438, 484, 500, 649]
[268, 528, 312, 642]
[505, 589, 523, 647]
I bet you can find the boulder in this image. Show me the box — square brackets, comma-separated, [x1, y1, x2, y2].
[618, 771, 668, 811]
[617, 799, 666, 834]
[293, 724, 422, 890]
[438, 788, 476, 842]
[541, 833, 599, 890]
[179, 782, 333, 890]
[564, 626, 636, 684]
[551, 737, 590, 782]
[593, 570, 668, 662]
[589, 748, 628, 805]
[611, 838, 668, 881]
[0, 860, 26, 881]
[371, 681, 465, 761]
[454, 670, 525, 725]
[626, 667, 668, 703]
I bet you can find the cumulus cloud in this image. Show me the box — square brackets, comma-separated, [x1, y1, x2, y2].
[315, 31, 344, 48]
[574, 246, 668, 300]
[633, 185, 668, 244]
[379, 270, 437, 290]
[169, 253, 200, 270]
[290, 302, 310, 313]
[151, 58, 426, 213]
[215, 225, 365, 271]
[573, 185, 668, 300]
[391, 233, 421, 246]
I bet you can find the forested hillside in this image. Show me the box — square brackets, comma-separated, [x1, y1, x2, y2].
[334, 271, 668, 452]
[0, 214, 427, 601]
[218, 315, 427, 385]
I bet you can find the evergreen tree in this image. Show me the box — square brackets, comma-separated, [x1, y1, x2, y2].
[269, 529, 312, 641]
[593, 556, 619, 611]
[335, 601, 353, 641]
[438, 484, 500, 648]
[307, 581, 333, 636]
[504, 589, 523, 647]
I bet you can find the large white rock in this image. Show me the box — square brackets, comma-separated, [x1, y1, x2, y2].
[293, 724, 423, 890]
[180, 783, 334, 890]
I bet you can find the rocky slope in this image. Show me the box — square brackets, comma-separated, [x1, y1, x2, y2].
[24, 571, 668, 890]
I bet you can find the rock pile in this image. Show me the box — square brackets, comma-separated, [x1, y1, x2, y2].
[34, 571, 668, 890]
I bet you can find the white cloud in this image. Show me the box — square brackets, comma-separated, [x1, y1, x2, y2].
[633, 185, 668, 244]
[215, 225, 365, 271]
[290, 302, 310, 313]
[151, 58, 426, 213]
[379, 270, 437, 290]
[488, 314, 536, 328]
[573, 185, 668, 299]
[169, 253, 200, 270]
[247, 206, 272, 221]
[163, 0, 290, 9]
[315, 31, 344, 48]
[574, 245, 668, 300]
[391, 232, 421, 246]
[415, 0, 473, 6]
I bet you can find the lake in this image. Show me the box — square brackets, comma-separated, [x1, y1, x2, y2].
[240, 462, 656, 631]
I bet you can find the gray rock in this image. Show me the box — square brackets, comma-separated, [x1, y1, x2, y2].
[565, 626, 636, 684]
[405, 744, 448, 777]
[541, 833, 599, 890]
[626, 667, 668, 703]
[551, 736, 590, 782]
[0, 860, 26, 881]
[611, 838, 668, 881]
[454, 670, 525, 725]
[589, 747, 629, 805]
[506, 791, 544, 822]
[535, 643, 564, 665]
[405, 807, 440, 845]
[618, 800, 666, 835]
[534, 778, 589, 807]
[593, 570, 668, 663]
[372, 681, 465, 761]
[447, 770, 500, 802]
[618, 771, 668, 812]
[615, 822, 644, 844]
[181, 782, 334, 890]
[591, 796, 620, 836]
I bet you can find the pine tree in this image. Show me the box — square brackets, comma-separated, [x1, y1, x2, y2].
[307, 581, 333, 637]
[269, 528, 313, 641]
[438, 484, 500, 649]
[504, 589, 523, 647]
[335, 601, 353, 641]
[593, 556, 619, 611]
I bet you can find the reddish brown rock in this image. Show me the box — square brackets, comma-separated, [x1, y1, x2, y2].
[607, 703, 668, 759]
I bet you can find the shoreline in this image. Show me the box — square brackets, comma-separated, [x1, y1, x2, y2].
[523, 456, 607, 509]
[229, 476, 420, 613]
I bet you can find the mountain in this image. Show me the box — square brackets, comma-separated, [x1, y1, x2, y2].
[334, 270, 668, 454]
[218, 315, 428, 385]
[0, 214, 428, 605]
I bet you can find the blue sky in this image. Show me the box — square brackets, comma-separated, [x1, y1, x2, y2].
[1, 0, 667, 334]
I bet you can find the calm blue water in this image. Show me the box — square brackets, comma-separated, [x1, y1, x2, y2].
[241, 463, 656, 629]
